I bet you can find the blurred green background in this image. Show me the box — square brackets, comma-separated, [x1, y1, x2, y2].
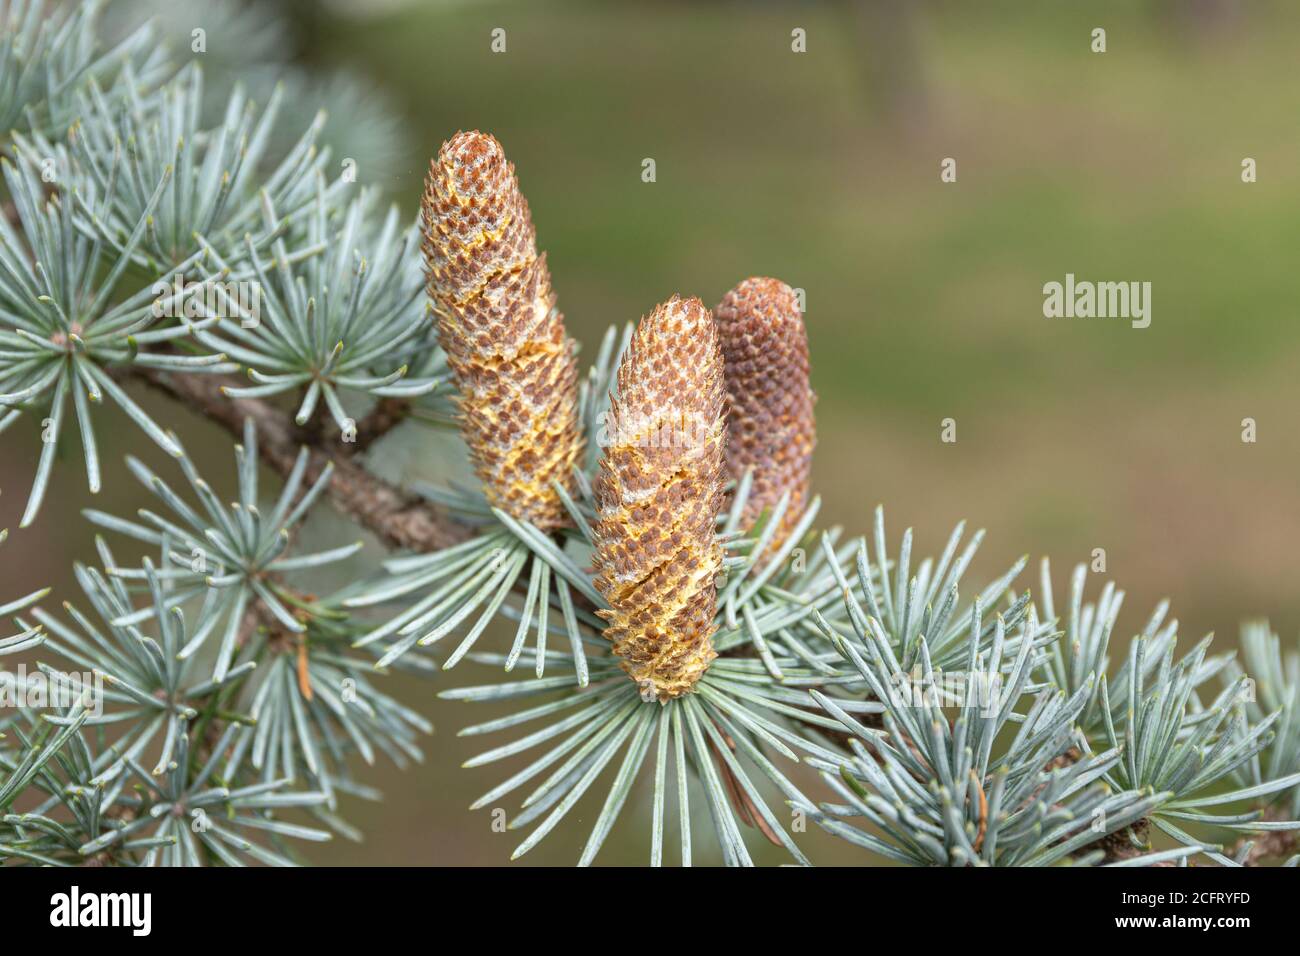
[5, 0, 1300, 865]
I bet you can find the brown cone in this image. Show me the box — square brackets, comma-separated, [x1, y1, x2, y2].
[421, 131, 582, 530]
[714, 277, 815, 554]
[592, 295, 726, 701]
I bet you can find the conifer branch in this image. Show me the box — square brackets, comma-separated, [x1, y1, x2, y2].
[4, 0, 1299, 870]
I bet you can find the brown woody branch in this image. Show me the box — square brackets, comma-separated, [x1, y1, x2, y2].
[124, 368, 471, 553]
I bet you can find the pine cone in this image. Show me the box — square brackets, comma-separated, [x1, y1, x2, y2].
[592, 296, 726, 701]
[714, 277, 815, 554]
[421, 131, 582, 530]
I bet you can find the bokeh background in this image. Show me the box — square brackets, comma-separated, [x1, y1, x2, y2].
[4, 0, 1300, 865]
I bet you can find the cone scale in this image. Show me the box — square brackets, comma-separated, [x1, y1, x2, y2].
[421, 131, 582, 530]
[714, 277, 816, 551]
[592, 296, 727, 701]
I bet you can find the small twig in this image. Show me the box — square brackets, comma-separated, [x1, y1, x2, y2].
[296, 635, 313, 701]
[708, 720, 782, 848]
[971, 769, 988, 853]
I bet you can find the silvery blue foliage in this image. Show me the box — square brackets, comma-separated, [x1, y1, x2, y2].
[802, 531, 1300, 867]
[3, 705, 332, 866]
[1225, 622, 1300, 819]
[191, 186, 446, 430]
[0, 0, 447, 867]
[0, 0, 168, 141]
[12, 63, 339, 271]
[0, 156, 234, 525]
[82, 418, 362, 683]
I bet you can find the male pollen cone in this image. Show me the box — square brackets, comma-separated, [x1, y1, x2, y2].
[714, 277, 816, 554]
[592, 295, 726, 701]
[421, 130, 582, 530]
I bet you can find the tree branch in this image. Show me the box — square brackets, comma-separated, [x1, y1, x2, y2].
[125, 368, 472, 552]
